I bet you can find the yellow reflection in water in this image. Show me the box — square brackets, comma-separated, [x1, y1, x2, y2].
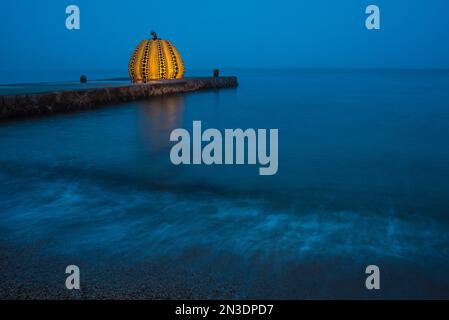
[137, 95, 185, 153]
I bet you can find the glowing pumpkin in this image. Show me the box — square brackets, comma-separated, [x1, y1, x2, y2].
[128, 31, 185, 83]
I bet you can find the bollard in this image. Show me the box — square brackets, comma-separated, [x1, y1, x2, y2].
[80, 75, 87, 83]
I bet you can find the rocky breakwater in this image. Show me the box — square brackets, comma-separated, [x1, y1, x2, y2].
[0, 77, 238, 120]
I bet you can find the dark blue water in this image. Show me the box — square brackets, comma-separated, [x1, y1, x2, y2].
[1, 70, 449, 299]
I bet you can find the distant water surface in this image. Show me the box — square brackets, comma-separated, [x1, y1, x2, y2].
[1, 69, 449, 298]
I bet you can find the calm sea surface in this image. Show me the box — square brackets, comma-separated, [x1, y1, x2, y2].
[1, 69, 449, 298]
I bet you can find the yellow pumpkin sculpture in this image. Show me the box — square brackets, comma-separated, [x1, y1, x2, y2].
[128, 31, 185, 83]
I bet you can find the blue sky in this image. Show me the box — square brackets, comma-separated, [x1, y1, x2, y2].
[1, 0, 449, 80]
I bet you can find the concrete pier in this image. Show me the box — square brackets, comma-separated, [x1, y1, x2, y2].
[0, 77, 238, 120]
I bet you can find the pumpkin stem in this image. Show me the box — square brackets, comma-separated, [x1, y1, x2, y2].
[151, 31, 158, 40]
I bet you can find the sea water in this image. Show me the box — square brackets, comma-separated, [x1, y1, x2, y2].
[1, 69, 449, 298]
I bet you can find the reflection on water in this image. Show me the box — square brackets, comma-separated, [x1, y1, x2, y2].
[1, 70, 449, 298]
[137, 95, 185, 153]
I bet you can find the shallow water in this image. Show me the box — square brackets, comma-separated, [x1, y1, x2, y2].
[1, 69, 449, 298]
